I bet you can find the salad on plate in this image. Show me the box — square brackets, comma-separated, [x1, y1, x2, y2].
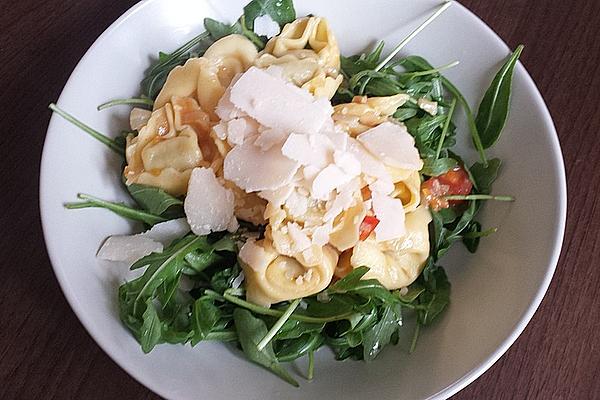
[50, 0, 521, 386]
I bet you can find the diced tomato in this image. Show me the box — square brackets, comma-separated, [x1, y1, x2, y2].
[437, 166, 472, 195]
[361, 185, 372, 201]
[359, 215, 379, 240]
[421, 166, 473, 211]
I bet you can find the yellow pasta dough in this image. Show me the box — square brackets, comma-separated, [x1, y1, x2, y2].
[333, 93, 410, 136]
[124, 97, 213, 196]
[349, 206, 432, 289]
[256, 16, 342, 99]
[240, 238, 338, 307]
[154, 34, 258, 119]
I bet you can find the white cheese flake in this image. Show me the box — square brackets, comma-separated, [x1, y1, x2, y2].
[96, 218, 190, 264]
[253, 14, 281, 37]
[311, 164, 352, 200]
[281, 133, 331, 168]
[224, 137, 300, 192]
[97, 235, 163, 264]
[357, 122, 423, 171]
[418, 98, 438, 116]
[287, 222, 312, 253]
[229, 66, 332, 134]
[254, 127, 289, 151]
[239, 240, 271, 272]
[371, 191, 406, 241]
[185, 167, 238, 235]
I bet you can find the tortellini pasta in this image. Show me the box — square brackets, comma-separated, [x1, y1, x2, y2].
[124, 97, 212, 196]
[155, 34, 258, 120]
[125, 34, 259, 197]
[391, 170, 421, 212]
[333, 94, 410, 136]
[329, 199, 367, 251]
[240, 238, 338, 307]
[255, 17, 343, 99]
[349, 206, 432, 289]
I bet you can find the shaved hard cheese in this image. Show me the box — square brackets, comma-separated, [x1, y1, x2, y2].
[97, 236, 163, 264]
[239, 239, 275, 272]
[333, 150, 361, 176]
[185, 167, 238, 235]
[282, 133, 331, 168]
[259, 185, 294, 207]
[227, 117, 259, 145]
[253, 14, 281, 37]
[287, 222, 312, 252]
[347, 138, 394, 194]
[144, 218, 191, 244]
[357, 121, 423, 170]
[229, 66, 332, 134]
[311, 164, 353, 201]
[371, 191, 406, 241]
[97, 218, 190, 264]
[224, 137, 300, 192]
[254, 127, 288, 151]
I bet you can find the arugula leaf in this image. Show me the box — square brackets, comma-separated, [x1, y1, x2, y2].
[393, 107, 418, 121]
[140, 299, 164, 353]
[191, 297, 223, 345]
[275, 332, 323, 362]
[140, 32, 213, 99]
[242, 0, 296, 30]
[470, 158, 502, 194]
[130, 235, 209, 315]
[462, 221, 482, 253]
[275, 319, 325, 340]
[126, 183, 184, 217]
[397, 282, 426, 303]
[340, 42, 384, 77]
[233, 308, 299, 387]
[476, 45, 524, 149]
[421, 157, 458, 176]
[361, 303, 402, 361]
[398, 56, 487, 164]
[204, 18, 242, 40]
[417, 268, 450, 325]
[210, 264, 242, 293]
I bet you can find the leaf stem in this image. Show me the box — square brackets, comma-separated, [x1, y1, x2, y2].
[221, 292, 355, 323]
[48, 103, 124, 155]
[464, 226, 498, 239]
[409, 322, 421, 353]
[443, 194, 515, 201]
[374, 1, 453, 72]
[64, 193, 166, 225]
[440, 80, 488, 165]
[307, 351, 315, 380]
[97, 98, 154, 111]
[402, 60, 460, 78]
[435, 98, 457, 159]
[257, 299, 301, 351]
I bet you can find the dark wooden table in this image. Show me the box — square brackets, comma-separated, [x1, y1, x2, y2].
[2, 1, 599, 399]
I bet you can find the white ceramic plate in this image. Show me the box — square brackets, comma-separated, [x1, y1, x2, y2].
[40, 1, 567, 399]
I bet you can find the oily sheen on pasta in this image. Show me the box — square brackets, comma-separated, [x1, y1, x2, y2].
[255, 16, 343, 99]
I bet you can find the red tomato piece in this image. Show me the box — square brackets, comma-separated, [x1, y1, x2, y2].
[421, 166, 473, 211]
[359, 215, 380, 240]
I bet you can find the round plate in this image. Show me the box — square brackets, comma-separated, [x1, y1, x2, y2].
[40, 0, 566, 399]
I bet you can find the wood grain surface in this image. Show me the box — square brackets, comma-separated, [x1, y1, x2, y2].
[1, 0, 599, 399]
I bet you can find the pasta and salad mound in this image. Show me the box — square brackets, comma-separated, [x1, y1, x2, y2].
[52, 0, 521, 386]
